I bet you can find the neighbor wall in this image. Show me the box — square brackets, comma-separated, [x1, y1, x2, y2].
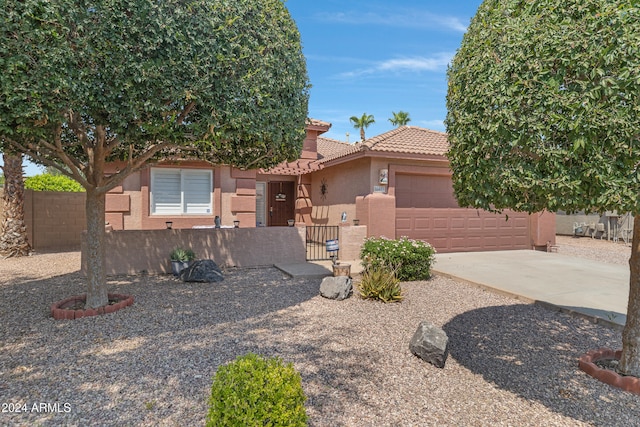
[0, 189, 86, 250]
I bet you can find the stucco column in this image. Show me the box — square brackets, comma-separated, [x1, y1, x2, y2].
[356, 193, 396, 239]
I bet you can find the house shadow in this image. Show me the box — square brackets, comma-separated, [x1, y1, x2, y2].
[442, 303, 640, 424]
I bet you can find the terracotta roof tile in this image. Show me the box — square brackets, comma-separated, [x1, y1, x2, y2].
[316, 137, 357, 160]
[318, 126, 449, 163]
[306, 118, 332, 129]
[363, 126, 449, 156]
[260, 159, 322, 176]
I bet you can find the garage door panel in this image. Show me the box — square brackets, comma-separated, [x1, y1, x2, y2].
[396, 217, 412, 229]
[433, 218, 449, 229]
[394, 173, 530, 252]
[414, 218, 431, 230]
[395, 207, 530, 253]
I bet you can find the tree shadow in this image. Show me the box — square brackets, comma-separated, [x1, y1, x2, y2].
[443, 303, 640, 425]
[0, 268, 380, 425]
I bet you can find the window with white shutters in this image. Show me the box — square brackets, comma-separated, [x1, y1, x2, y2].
[150, 168, 213, 215]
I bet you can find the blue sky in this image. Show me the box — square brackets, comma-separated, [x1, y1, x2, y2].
[11, 0, 483, 176]
[286, 0, 483, 142]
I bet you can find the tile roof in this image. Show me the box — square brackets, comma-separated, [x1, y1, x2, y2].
[316, 137, 357, 160]
[319, 126, 449, 163]
[260, 159, 322, 176]
[363, 126, 449, 156]
[306, 118, 332, 129]
[263, 125, 449, 175]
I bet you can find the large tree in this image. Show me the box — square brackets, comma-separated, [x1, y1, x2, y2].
[446, 0, 640, 375]
[350, 113, 375, 142]
[0, 0, 309, 308]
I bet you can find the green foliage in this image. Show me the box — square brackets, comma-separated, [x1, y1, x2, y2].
[360, 236, 436, 281]
[358, 263, 403, 303]
[0, 0, 309, 307]
[0, 0, 309, 186]
[446, 0, 640, 214]
[170, 248, 195, 262]
[206, 353, 307, 427]
[389, 111, 411, 127]
[349, 113, 375, 141]
[24, 174, 85, 192]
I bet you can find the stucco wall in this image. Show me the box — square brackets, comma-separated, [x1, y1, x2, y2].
[311, 157, 370, 225]
[338, 225, 367, 261]
[82, 226, 307, 275]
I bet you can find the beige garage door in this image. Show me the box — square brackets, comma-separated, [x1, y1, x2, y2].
[395, 174, 530, 252]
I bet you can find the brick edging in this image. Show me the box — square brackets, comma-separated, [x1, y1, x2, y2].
[50, 293, 134, 320]
[579, 348, 640, 394]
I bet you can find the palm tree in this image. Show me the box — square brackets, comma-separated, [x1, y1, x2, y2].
[0, 151, 32, 257]
[349, 113, 375, 142]
[389, 111, 411, 127]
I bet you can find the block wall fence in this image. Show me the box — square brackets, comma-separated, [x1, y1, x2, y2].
[0, 189, 86, 250]
[81, 226, 366, 276]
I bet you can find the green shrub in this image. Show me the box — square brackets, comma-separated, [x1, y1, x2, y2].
[360, 236, 436, 281]
[358, 263, 403, 303]
[170, 247, 196, 262]
[206, 353, 307, 427]
[24, 174, 85, 192]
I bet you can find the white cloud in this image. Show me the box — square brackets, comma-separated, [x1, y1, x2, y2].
[338, 53, 453, 78]
[317, 10, 468, 33]
[419, 119, 446, 131]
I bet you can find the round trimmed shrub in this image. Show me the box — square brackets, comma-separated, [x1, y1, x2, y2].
[360, 236, 436, 281]
[206, 353, 307, 427]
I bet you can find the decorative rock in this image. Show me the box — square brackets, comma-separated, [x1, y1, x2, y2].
[409, 321, 449, 368]
[319, 276, 352, 300]
[180, 260, 224, 283]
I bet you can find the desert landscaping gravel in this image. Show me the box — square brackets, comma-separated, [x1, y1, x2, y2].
[1, 236, 639, 426]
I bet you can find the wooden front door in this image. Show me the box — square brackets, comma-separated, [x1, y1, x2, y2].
[268, 181, 295, 226]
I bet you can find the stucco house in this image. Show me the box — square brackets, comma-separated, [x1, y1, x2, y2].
[103, 119, 555, 253]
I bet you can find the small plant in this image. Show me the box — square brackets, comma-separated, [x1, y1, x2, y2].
[170, 247, 196, 262]
[358, 263, 403, 303]
[206, 353, 307, 427]
[144, 400, 156, 410]
[360, 236, 436, 281]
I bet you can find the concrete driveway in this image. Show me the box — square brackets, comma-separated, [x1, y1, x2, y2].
[433, 250, 629, 328]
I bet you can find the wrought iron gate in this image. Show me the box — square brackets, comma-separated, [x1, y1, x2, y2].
[306, 226, 339, 261]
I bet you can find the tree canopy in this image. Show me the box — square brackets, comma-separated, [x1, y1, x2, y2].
[0, 0, 309, 188]
[389, 111, 411, 127]
[350, 113, 375, 142]
[446, 0, 640, 377]
[0, 0, 309, 308]
[446, 0, 640, 215]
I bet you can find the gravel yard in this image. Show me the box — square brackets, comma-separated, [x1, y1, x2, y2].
[1, 238, 639, 426]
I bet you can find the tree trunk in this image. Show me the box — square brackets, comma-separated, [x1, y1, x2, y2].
[360, 127, 365, 142]
[0, 153, 32, 257]
[619, 214, 640, 376]
[84, 188, 108, 308]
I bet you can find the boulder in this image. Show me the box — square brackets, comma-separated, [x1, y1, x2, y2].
[180, 260, 224, 283]
[319, 276, 352, 300]
[409, 321, 449, 368]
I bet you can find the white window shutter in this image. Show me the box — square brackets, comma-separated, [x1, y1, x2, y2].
[183, 170, 212, 214]
[151, 169, 181, 214]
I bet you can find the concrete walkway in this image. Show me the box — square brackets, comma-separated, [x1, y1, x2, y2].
[275, 260, 363, 280]
[433, 250, 629, 329]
